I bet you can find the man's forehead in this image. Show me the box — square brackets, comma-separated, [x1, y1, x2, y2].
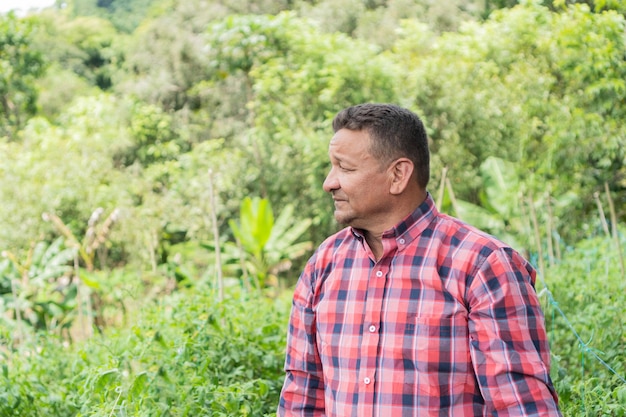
[328, 130, 373, 159]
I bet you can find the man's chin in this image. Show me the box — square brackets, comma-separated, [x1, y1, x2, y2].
[333, 212, 354, 226]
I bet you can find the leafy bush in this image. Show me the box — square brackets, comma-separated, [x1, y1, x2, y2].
[0, 286, 290, 416]
[541, 229, 626, 416]
[0, 237, 77, 339]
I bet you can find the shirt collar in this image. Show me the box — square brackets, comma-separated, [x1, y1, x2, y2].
[350, 193, 438, 248]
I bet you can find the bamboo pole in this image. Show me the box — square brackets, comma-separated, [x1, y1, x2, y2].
[527, 193, 545, 278]
[208, 170, 224, 301]
[74, 254, 94, 339]
[436, 167, 448, 211]
[235, 235, 259, 293]
[549, 194, 561, 261]
[604, 182, 625, 279]
[9, 270, 24, 347]
[593, 192, 611, 237]
[544, 191, 555, 265]
[2, 250, 30, 346]
[445, 177, 461, 220]
[147, 230, 158, 274]
[518, 191, 533, 258]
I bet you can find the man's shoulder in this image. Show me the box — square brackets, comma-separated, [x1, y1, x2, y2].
[300, 227, 355, 286]
[434, 212, 510, 251]
[317, 227, 355, 252]
[434, 213, 535, 272]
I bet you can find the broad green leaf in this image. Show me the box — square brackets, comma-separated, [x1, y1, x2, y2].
[129, 372, 149, 398]
[454, 200, 506, 232]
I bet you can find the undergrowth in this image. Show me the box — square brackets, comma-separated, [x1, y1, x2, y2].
[0, 288, 290, 417]
[541, 232, 626, 417]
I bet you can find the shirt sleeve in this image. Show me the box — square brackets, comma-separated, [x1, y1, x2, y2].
[277, 259, 326, 417]
[466, 247, 562, 416]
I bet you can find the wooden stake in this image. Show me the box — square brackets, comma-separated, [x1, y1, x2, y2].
[436, 167, 448, 211]
[605, 182, 625, 279]
[208, 170, 224, 301]
[445, 177, 461, 220]
[518, 191, 533, 257]
[527, 193, 545, 278]
[9, 272, 24, 347]
[545, 192, 555, 265]
[593, 191, 611, 237]
[75, 254, 93, 339]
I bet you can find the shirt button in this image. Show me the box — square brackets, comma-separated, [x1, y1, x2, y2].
[369, 325, 376, 333]
[364, 377, 371, 385]
[399, 238, 405, 244]
[375, 271, 383, 277]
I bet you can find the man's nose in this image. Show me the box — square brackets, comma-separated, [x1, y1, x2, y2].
[322, 167, 338, 193]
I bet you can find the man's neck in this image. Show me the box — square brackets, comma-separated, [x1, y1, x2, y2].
[362, 190, 428, 261]
[364, 230, 384, 261]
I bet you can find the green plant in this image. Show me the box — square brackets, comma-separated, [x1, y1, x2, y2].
[540, 229, 626, 416]
[42, 208, 121, 335]
[0, 12, 46, 139]
[226, 196, 312, 290]
[0, 286, 290, 416]
[0, 237, 77, 341]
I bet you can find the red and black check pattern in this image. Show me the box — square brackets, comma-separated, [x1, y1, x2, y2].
[278, 195, 561, 416]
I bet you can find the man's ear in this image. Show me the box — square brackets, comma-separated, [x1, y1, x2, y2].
[388, 158, 414, 195]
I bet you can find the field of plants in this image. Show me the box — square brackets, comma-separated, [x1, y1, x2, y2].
[1, 231, 624, 416]
[1, 0, 625, 415]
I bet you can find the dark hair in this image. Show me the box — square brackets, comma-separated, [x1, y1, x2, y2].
[332, 103, 430, 189]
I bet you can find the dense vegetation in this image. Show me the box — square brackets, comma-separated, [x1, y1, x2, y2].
[1, 0, 625, 415]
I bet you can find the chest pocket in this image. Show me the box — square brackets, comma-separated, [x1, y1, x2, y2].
[405, 314, 471, 396]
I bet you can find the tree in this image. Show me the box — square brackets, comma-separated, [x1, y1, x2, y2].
[68, 0, 162, 33]
[33, 12, 123, 91]
[0, 13, 46, 139]
[200, 12, 402, 242]
[393, 2, 626, 242]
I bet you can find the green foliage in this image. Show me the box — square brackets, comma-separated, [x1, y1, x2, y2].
[32, 11, 124, 92]
[0, 13, 46, 139]
[115, 1, 216, 114]
[226, 197, 312, 288]
[394, 2, 626, 242]
[68, 0, 163, 33]
[394, 3, 554, 199]
[0, 286, 290, 416]
[218, 13, 400, 243]
[445, 157, 529, 250]
[35, 64, 99, 120]
[297, 0, 486, 42]
[0, 238, 77, 337]
[541, 230, 626, 416]
[121, 101, 186, 166]
[0, 94, 132, 254]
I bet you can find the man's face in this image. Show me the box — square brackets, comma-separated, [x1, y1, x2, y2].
[322, 128, 392, 230]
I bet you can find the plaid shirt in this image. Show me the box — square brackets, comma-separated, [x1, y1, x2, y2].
[278, 195, 561, 416]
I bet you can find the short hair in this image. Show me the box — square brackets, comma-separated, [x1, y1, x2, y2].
[332, 103, 430, 189]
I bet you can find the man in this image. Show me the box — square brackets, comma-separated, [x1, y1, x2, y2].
[278, 103, 561, 416]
